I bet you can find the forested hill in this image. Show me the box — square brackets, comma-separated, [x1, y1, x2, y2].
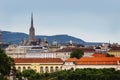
[1, 31, 84, 44]
[1, 31, 101, 46]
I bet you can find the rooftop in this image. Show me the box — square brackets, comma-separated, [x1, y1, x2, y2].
[92, 53, 106, 57]
[14, 58, 63, 63]
[110, 46, 120, 51]
[65, 57, 120, 65]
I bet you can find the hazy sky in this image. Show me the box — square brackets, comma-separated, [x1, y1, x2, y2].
[0, 0, 120, 43]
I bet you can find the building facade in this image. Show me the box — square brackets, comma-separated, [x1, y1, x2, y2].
[15, 58, 63, 73]
[108, 46, 120, 57]
[63, 57, 120, 70]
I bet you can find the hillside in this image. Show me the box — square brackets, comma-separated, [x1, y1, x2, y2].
[1, 31, 86, 45]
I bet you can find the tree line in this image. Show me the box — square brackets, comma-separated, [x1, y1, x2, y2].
[16, 68, 120, 80]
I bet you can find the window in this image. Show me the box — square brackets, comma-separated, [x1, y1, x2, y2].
[40, 67, 44, 73]
[28, 67, 31, 70]
[55, 66, 58, 71]
[45, 67, 49, 73]
[18, 67, 21, 72]
[60, 66, 62, 70]
[23, 67, 26, 70]
[50, 67, 54, 72]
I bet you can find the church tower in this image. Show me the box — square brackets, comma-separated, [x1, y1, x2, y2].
[29, 13, 35, 43]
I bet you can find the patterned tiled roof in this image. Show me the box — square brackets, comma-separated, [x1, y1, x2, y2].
[14, 58, 63, 63]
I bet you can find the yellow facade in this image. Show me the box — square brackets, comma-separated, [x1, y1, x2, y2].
[15, 63, 63, 73]
[108, 51, 120, 57]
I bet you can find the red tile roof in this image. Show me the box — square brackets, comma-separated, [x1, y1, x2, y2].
[78, 57, 120, 62]
[14, 58, 63, 63]
[92, 53, 106, 57]
[65, 57, 120, 65]
[65, 57, 78, 62]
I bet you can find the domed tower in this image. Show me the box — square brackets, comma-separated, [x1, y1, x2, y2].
[29, 13, 35, 43]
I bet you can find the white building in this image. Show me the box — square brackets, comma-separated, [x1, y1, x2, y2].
[63, 57, 120, 70]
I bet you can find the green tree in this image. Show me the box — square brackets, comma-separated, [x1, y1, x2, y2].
[0, 49, 15, 75]
[0, 49, 15, 79]
[70, 49, 84, 59]
[106, 53, 114, 57]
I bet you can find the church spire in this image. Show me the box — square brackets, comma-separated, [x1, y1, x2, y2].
[31, 12, 33, 28]
[29, 13, 35, 43]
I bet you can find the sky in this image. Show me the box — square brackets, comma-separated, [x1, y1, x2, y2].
[0, 0, 120, 43]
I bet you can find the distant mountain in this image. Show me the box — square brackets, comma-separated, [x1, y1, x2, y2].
[1, 31, 102, 46]
[1, 31, 85, 44]
[2, 31, 28, 44]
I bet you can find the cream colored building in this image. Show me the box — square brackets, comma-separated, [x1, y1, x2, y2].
[108, 46, 120, 57]
[14, 58, 63, 73]
[5, 45, 49, 58]
[6, 45, 96, 61]
[5, 45, 27, 58]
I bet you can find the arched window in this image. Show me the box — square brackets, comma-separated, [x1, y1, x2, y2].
[55, 66, 58, 71]
[45, 67, 49, 73]
[18, 67, 21, 72]
[50, 67, 54, 72]
[23, 67, 26, 70]
[28, 67, 31, 70]
[40, 67, 44, 73]
[60, 66, 62, 70]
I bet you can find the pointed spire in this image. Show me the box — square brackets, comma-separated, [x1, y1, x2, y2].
[31, 12, 33, 28]
[29, 12, 35, 43]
